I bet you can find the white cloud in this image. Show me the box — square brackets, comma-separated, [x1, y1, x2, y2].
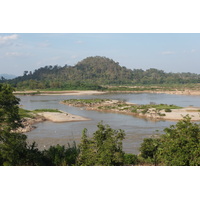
[4, 52, 31, 57]
[0, 34, 18, 45]
[161, 51, 175, 55]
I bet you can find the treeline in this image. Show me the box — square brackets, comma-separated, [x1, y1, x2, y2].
[0, 83, 199, 166]
[2, 56, 200, 89]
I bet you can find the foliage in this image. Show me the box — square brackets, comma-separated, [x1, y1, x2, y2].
[43, 142, 79, 166]
[0, 84, 22, 132]
[63, 98, 110, 107]
[5, 56, 200, 90]
[139, 116, 200, 166]
[0, 131, 47, 166]
[19, 108, 35, 118]
[124, 153, 139, 165]
[77, 122, 125, 166]
[139, 137, 161, 166]
[33, 109, 62, 113]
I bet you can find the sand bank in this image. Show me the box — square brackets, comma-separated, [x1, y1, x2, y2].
[62, 99, 200, 121]
[155, 107, 200, 121]
[37, 111, 90, 122]
[14, 90, 106, 96]
[16, 110, 90, 133]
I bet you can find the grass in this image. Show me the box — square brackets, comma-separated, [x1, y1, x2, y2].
[19, 108, 35, 118]
[19, 108, 62, 119]
[63, 99, 110, 105]
[33, 109, 62, 113]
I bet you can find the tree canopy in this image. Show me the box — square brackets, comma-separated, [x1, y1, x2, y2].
[3, 56, 200, 89]
[139, 116, 200, 166]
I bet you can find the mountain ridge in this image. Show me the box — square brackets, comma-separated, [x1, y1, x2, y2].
[3, 56, 200, 89]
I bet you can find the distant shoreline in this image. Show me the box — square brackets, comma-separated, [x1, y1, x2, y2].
[14, 89, 200, 96]
[14, 90, 106, 96]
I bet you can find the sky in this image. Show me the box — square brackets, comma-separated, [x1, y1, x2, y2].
[0, 33, 200, 76]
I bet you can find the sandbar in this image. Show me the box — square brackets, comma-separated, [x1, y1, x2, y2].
[14, 90, 106, 96]
[37, 111, 90, 122]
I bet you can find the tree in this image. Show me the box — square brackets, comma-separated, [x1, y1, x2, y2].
[77, 122, 125, 166]
[139, 116, 200, 166]
[158, 116, 200, 166]
[139, 137, 161, 165]
[0, 83, 22, 132]
[0, 83, 46, 166]
[43, 142, 79, 166]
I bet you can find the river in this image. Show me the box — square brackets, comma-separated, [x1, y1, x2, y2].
[17, 93, 200, 154]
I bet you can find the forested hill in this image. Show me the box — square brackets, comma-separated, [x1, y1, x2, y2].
[5, 56, 200, 89]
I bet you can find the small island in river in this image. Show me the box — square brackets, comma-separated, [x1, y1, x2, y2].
[61, 99, 200, 121]
[17, 108, 90, 133]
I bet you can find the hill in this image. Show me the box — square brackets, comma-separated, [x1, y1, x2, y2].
[4, 56, 200, 89]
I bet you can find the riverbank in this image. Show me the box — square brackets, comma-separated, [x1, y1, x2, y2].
[16, 110, 90, 133]
[62, 99, 200, 121]
[14, 88, 200, 96]
[14, 90, 106, 95]
[109, 90, 200, 96]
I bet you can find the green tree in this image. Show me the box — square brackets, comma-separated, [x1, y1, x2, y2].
[77, 122, 125, 166]
[0, 83, 46, 166]
[139, 116, 200, 166]
[43, 142, 79, 166]
[139, 137, 161, 166]
[158, 116, 200, 166]
[0, 84, 22, 132]
[0, 133, 46, 166]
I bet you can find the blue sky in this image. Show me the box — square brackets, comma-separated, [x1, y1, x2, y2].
[0, 33, 200, 76]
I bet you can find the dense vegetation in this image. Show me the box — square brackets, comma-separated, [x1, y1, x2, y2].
[2, 56, 200, 90]
[0, 83, 199, 166]
[139, 116, 200, 166]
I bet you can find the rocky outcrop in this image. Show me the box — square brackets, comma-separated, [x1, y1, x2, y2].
[15, 116, 46, 133]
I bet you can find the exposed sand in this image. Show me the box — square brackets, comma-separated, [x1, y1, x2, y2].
[62, 99, 200, 121]
[36, 111, 90, 122]
[14, 90, 106, 96]
[13, 89, 200, 96]
[16, 111, 90, 133]
[156, 107, 200, 121]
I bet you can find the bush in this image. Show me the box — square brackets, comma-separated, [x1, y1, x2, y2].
[139, 116, 200, 166]
[124, 154, 139, 165]
[165, 108, 172, 112]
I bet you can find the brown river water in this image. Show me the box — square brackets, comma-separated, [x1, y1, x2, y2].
[17, 93, 200, 154]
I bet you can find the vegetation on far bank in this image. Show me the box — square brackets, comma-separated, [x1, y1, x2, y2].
[1, 56, 200, 91]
